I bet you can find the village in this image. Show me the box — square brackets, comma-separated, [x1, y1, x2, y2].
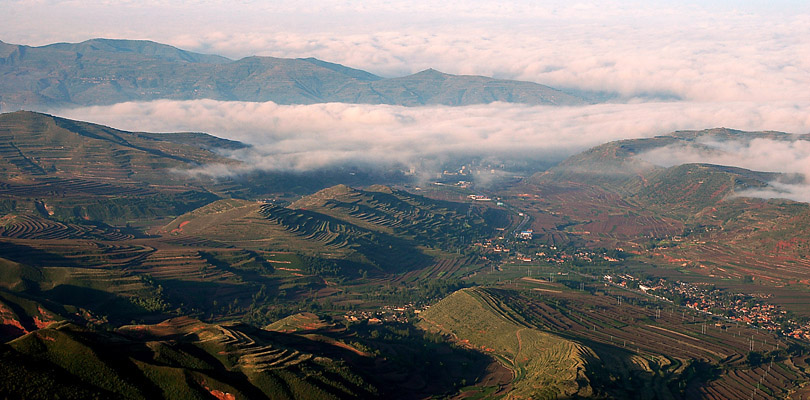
[336, 210, 810, 343]
[476, 232, 810, 341]
[604, 273, 810, 340]
[342, 303, 425, 325]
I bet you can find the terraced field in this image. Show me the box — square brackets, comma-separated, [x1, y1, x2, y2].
[396, 255, 482, 284]
[0, 177, 155, 197]
[509, 182, 684, 247]
[4, 116, 810, 399]
[0, 236, 276, 324]
[0, 140, 47, 176]
[663, 241, 810, 283]
[475, 283, 810, 399]
[0, 214, 134, 241]
[259, 204, 431, 273]
[0, 111, 236, 184]
[419, 287, 605, 398]
[291, 184, 490, 248]
[0, 239, 154, 269]
[2, 314, 498, 400]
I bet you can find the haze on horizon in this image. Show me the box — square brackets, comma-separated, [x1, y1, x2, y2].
[5, 0, 810, 200]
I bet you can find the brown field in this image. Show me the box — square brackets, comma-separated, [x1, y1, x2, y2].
[487, 282, 810, 399]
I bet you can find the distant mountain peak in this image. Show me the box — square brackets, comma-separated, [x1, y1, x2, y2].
[412, 68, 448, 77]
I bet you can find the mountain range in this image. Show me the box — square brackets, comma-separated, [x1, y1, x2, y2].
[0, 38, 588, 111]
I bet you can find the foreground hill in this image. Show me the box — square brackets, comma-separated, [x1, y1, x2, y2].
[420, 285, 810, 399]
[0, 38, 588, 110]
[0, 316, 495, 399]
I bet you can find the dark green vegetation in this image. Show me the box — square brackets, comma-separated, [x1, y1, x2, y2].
[2, 113, 810, 399]
[0, 316, 495, 399]
[0, 38, 587, 111]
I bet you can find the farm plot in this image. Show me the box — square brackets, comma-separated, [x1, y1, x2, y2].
[396, 255, 481, 283]
[664, 241, 810, 284]
[0, 177, 154, 197]
[259, 205, 431, 273]
[0, 214, 134, 241]
[291, 185, 492, 250]
[487, 285, 810, 399]
[0, 239, 154, 268]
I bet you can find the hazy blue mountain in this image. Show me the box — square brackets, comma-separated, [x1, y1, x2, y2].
[368, 68, 583, 106]
[0, 39, 588, 110]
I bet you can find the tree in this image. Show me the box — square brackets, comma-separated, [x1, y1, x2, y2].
[747, 351, 764, 367]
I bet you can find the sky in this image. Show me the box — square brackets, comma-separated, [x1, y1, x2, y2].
[5, 0, 810, 200]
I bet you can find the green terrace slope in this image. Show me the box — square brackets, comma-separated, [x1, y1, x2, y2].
[162, 198, 425, 273]
[163, 185, 497, 274]
[257, 204, 431, 273]
[0, 38, 587, 110]
[419, 287, 599, 399]
[0, 111, 241, 225]
[420, 285, 810, 399]
[291, 184, 494, 249]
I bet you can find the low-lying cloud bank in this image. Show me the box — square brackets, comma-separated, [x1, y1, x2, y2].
[56, 99, 810, 201]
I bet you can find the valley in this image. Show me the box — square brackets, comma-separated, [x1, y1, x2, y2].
[1, 112, 810, 399]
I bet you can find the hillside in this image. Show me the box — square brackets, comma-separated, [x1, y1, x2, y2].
[419, 288, 598, 398]
[535, 128, 806, 199]
[511, 127, 810, 313]
[161, 184, 499, 274]
[0, 110, 241, 226]
[0, 314, 501, 399]
[0, 110, 240, 184]
[420, 285, 810, 399]
[527, 128, 809, 222]
[0, 318, 374, 399]
[290, 184, 499, 248]
[0, 39, 588, 110]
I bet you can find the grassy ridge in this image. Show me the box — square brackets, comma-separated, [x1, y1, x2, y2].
[419, 288, 595, 399]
